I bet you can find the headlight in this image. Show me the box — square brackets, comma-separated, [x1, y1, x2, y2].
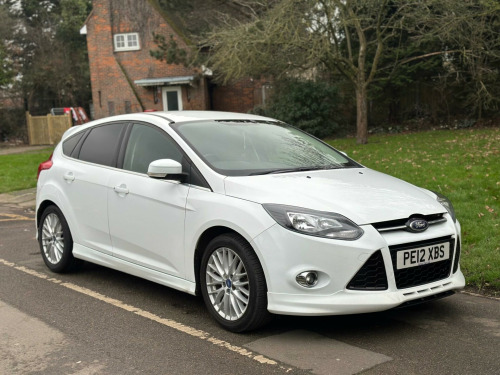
[434, 191, 456, 223]
[263, 204, 364, 240]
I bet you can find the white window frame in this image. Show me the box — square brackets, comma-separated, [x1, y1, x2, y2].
[162, 86, 183, 111]
[113, 33, 140, 52]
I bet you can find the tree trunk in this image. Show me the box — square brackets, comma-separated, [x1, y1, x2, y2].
[355, 85, 368, 144]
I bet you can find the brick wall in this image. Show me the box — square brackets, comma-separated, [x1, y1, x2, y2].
[211, 78, 265, 113]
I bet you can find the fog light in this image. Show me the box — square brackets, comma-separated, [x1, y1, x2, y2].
[296, 271, 318, 288]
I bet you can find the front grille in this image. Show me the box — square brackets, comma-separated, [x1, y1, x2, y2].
[372, 213, 446, 233]
[453, 238, 461, 273]
[347, 250, 388, 290]
[390, 236, 455, 289]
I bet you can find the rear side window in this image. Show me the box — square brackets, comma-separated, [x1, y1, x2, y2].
[78, 123, 124, 167]
[62, 131, 84, 156]
[123, 123, 183, 174]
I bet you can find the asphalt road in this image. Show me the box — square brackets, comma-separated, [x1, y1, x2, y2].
[0, 204, 499, 375]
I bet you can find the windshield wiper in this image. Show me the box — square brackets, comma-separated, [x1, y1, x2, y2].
[249, 165, 338, 176]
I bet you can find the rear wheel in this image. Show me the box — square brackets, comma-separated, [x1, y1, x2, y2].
[200, 233, 270, 332]
[38, 205, 79, 273]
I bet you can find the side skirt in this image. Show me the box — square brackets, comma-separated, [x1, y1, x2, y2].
[72, 243, 197, 295]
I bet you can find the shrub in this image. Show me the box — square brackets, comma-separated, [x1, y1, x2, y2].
[253, 78, 340, 138]
[0, 108, 27, 142]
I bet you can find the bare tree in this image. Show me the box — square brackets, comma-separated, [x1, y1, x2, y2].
[204, 0, 494, 143]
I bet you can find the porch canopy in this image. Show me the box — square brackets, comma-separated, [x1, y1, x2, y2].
[134, 76, 194, 87]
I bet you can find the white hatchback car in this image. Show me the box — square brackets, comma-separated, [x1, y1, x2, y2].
[36, 111, 465, 332]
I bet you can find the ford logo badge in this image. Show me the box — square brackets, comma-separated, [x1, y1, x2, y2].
[406, 218, 429, 232]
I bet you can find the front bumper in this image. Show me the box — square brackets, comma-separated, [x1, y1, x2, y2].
[251, 216, 465, 316]
[267, 271, 465, 315]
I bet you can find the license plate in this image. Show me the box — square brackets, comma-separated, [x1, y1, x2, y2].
[396, 242, 450, 270]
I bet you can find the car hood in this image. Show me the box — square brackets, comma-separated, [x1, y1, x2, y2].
[223, 168, 445, 225]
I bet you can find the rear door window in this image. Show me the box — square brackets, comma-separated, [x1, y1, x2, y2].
[78, 123, 124, 167]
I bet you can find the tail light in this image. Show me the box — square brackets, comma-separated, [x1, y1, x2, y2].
[37, 153, 53, 180]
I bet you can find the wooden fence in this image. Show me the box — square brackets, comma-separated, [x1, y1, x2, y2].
[26, 112, 72, 145]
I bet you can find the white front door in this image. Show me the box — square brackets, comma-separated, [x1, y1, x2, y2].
[162, 86, 183, 111]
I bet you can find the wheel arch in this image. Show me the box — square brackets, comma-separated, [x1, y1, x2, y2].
[193, 226, 268, 296]
[37, 199, 58, 229]
[36, 183, 79, 244]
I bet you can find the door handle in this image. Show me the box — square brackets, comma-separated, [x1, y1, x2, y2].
[114, 184, 129, 195]
[63, 172, 75, 182]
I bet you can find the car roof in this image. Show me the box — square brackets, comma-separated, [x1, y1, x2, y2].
[150, 111, 276, 123]
[61, 111, 278, 140]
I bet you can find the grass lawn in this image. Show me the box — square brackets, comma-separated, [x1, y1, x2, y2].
[327, 127, 500, 292]
[0, 148, 53, 194]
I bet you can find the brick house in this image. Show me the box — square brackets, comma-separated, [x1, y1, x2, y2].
[81, 0, 269, 119]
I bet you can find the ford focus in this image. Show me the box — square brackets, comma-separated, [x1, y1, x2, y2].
[36, 111, 465, 332]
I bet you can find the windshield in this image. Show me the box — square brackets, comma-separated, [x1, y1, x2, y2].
[172, 120, 360, 176]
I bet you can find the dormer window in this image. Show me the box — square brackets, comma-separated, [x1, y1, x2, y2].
[114, 33, 140, 52]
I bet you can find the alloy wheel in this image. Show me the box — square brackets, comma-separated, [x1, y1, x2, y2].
[205, 247, 250, 321]
[41, 213, 65, 264]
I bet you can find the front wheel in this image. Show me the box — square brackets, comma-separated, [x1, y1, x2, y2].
[38, 205, 79, 273]
[200, 234, 270, 332]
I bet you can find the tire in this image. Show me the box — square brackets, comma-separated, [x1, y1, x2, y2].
[200, 233, 271, 332]
[38, 205, 80, 273]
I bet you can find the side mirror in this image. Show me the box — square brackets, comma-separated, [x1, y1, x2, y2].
[339, 151, 348, 157]
[147, 159, 184, 181]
